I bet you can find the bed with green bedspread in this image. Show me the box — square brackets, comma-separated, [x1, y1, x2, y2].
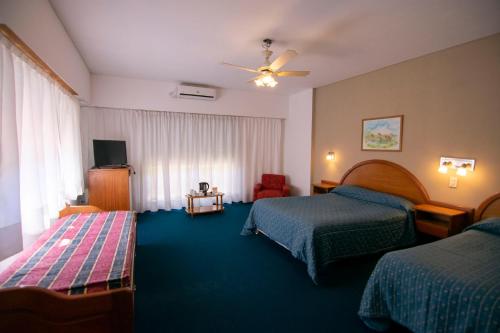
[359, 217, 500, 333]
[241, 185, 416, 283]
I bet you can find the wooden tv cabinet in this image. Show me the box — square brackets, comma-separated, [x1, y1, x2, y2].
[88, 167, 132, 211]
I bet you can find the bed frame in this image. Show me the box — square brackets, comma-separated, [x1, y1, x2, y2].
[475, 193, 500, 221]
[339, 159, 430, 204]
[337, 159, 475, 221]
[0, 205, 135, 333]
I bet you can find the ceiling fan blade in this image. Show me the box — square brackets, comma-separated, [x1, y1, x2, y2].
[269, 50, 298, 72]
[276, 70, 310, 77]
[247, 74, 266, 83]
[221, 62, 258, 73]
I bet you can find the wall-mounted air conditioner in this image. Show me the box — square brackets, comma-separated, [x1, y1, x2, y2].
[175, 84, 217, 101]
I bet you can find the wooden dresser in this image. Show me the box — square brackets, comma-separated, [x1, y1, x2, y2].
[88, 168, 132, 211]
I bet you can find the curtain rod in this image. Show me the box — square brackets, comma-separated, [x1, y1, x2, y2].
[0, 24, 78, 96]
[82, 105, 286, 121]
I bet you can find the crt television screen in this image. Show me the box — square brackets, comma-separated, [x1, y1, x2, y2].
[93, 140, 127, 167]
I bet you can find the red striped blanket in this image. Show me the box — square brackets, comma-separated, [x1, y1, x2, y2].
[0, 211, 135, 295]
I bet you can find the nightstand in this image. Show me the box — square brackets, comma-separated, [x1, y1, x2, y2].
[414, 204, 468, 238]
[312, 181, 338, 195]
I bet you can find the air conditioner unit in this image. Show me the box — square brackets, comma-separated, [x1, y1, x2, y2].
[175, 85, 217, 101]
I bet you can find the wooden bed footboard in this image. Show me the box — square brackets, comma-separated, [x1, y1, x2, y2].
[59, 204, 103, 218]
[0, 286, 133, 333]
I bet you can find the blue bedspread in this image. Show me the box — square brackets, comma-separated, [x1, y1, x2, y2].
[359, 217, 500, 333]
[241, 185, 415, 283]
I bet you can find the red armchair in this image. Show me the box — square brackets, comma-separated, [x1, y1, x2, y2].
[253, 174, 290, 201]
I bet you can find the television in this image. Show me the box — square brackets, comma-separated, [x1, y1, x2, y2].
[93, 140, 128, 167]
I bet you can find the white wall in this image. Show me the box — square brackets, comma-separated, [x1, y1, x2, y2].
[90, 74, 288, 119]
[283, 89, 313, 196]
[0, 0, 91, 102]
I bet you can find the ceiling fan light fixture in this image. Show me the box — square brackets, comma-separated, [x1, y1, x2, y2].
[255, 74, 277, 87]
[254, 78, 265, 87]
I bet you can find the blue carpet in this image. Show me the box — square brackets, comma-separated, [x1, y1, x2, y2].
[134, 203, 407, 333]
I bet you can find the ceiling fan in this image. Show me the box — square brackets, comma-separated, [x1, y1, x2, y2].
[222, 39, 310, 88]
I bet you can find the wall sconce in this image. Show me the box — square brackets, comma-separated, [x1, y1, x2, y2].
[438, 157, 475, 176]
[438, 161, 452, 174]
[326, 152, 335, 161]
[456, 163, 473, 177]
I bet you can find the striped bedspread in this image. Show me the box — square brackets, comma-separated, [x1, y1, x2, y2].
[0, 211, 135, 295]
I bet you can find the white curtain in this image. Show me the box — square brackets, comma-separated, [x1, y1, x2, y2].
[0, 36, 83, 235]
[0, 36, 20, 230]
[80, 107, 282, 212]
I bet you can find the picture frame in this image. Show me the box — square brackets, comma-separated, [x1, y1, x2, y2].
[361, 115, 403, 151]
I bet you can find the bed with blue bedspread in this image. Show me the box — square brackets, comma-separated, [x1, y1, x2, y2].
[241, 185, 416, 283]
[359, 217, 500, 333]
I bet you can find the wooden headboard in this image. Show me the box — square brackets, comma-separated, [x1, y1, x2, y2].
[340, 159, 430, 204]
[475, 193, 500, 221]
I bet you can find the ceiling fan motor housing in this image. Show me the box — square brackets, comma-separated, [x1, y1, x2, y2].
[262, 38, 273, 49]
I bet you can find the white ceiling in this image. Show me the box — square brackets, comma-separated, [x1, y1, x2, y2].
[50, 0, 500, 95]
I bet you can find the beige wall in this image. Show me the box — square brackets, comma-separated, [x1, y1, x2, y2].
[312, 33, 500, 208]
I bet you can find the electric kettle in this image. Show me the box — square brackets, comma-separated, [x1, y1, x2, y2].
[199, 182, 209, 194]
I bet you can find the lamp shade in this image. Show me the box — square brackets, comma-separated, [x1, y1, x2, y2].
[438, 165, 448, 174]
[456, 167, 467, 177]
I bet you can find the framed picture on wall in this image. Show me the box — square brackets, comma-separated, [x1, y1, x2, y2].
[361, 115, 403, 151]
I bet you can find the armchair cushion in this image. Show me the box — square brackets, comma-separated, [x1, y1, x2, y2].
[253, 174, 290, 201]
[255, 189, 284, 200]
[261, 174, 285, 190]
